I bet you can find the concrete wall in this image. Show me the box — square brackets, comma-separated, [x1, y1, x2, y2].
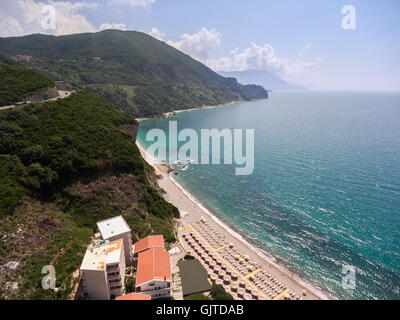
[108, 232, 132, 266]
[83, 270, 110, 300]
[137, 280, 172, 298]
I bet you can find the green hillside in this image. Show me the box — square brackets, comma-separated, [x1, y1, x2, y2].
[0, 91, 178, 299]
[0, 30, 268, 117]
[0, 62, 55, 106]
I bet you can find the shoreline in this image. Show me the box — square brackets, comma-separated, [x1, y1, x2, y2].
[135, 138, 332, 300]
[135, 100, 243, 122]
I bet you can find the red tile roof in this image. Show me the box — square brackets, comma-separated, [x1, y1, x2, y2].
[116, 293, 151, 300]
[133, 235, 164, 255]
[136, 247, 171, 287]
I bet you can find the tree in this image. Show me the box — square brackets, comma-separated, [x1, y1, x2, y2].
[125, 277, 135, 294]
[210, 283, 233, 300]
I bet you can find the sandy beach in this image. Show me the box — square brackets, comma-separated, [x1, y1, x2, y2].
[135, 100, 242, 122]
[135, 138, 332, 300]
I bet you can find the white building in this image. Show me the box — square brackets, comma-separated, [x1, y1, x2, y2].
[80, 239, 126, 300]
[97, 216, 133, 266]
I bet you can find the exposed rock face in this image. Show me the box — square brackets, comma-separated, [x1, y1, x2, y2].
[28, 86, 59, 102]
[0, 261, 20, 272]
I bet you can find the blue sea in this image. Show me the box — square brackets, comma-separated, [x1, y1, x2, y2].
[137, 91, 400, 299]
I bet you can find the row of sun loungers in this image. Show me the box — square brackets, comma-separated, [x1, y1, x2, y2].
[181, 219, 301, 300]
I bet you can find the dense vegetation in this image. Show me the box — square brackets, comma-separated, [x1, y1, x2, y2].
[0, 62, 55, 106]
[184, 292, 210, 300]
[0, 30, 268, 117]
[210, 283, 234, 300]
[0, 91, 179, 299]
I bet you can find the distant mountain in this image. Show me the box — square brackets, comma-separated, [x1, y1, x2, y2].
[219, 70, 306, 91]
[0, 62, 55, 106]
[0, 30, 268, 117]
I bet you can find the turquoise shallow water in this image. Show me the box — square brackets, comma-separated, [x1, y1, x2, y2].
[137, 91, 400, 299]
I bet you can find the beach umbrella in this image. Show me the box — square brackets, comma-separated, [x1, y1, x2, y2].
[211, 274, 218, 281]
[245, 255, 250, 261]
[237, 288, 245, 297]
[244, 293, 252, 300]
[229, 243, 234, 248]
[219, 270, 226, 278]
[223, 275, 231, 284]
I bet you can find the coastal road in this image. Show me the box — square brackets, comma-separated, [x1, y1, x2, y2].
[0, 90, 73, 111]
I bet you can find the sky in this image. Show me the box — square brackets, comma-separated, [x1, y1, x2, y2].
[0, 0, 399, 90]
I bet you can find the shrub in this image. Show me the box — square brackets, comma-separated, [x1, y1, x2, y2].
[210, 283, 233, 300]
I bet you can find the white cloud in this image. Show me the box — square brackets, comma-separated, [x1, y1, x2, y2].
[167, 27, 221, 62]
[157, 27, 322, 86]
[207, 41, 323, 85]
[148, 27, 164, 41]
[0, 0, 98, 37]
[107, 0, 156, 9]
[100, 22, 126, 31]
[208, 42, 287, 73]
[298, 43, 314, 57]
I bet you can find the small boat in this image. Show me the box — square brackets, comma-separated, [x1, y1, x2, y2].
[181, 165, 189, 171]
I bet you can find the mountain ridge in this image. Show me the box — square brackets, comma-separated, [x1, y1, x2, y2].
[219, 69, 306, 90]
[0, 30, 268, 117]
[0, 62, 55, 106]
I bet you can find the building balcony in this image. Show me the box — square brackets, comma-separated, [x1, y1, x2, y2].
[107, 272, 121, 280]
[108, 278, 121, 286]
[109, 284, 122, 291]
[106, 264, 119, 271]
[136, 285, 171, 294]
